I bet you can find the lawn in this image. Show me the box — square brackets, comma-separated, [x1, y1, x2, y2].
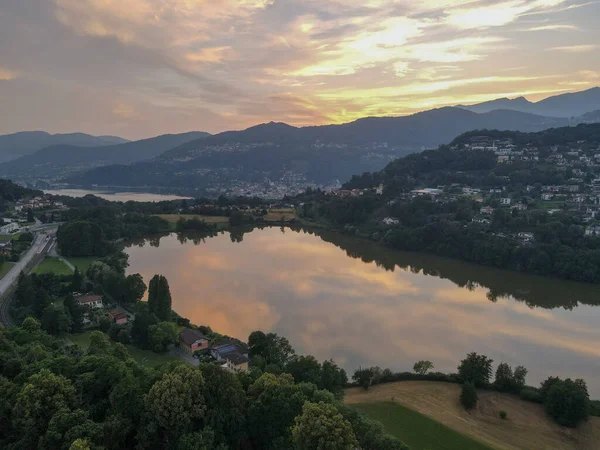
[0, 233, 20, 241]
[264, 208, 297, 222]
[65, 257, 99, 273]
[0, 262, 15, 280]
[345, 381, 600, 450]
[353, 402, 492, 450]
[68, 331, 181, 368]
[34, 257, 73, 275]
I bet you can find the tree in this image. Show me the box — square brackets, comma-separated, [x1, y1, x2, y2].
[286, 355, 322, 386]
[198, 363, 246, 447]
[291, 401, 358, 450]
[413, 360, 434, 375]
[460, 382, 478, 410]
[131, 309, 158, 349]
[41, 305, 72, 335]
[320, 360, 348, 396]
[70, 439, 91, 450]
[494, 362, 514, 392]
[352, 367, 382, 390]
[458, 353, 493, 387]
[13, 369, 77, 436]
[513, 366, 528, 390]
[147, 275, 172, 321]
[88, 331, 111, 355]
[544, 378, 590, 427]
[142, 365, 206, 442]
[247, 373, 306, 449]
[21, 316, 41, 332]
[123, 274, 146, 304]
[147, 321, 178, 352]
[64, 294, 85, 333]
[27, 208, 34, 223]
[71, 268, 83, 292]
[57, 221, 109, 257]
[248, 331, 295, 367]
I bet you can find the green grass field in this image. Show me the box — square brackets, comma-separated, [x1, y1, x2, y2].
[0, 262, 15, 280]
[34, 257, 73, 275]
[68, 331, 181, 368]
[352, 402, 493, 450]
[65, 257, 99, 274]
[0, 233, 20, 241]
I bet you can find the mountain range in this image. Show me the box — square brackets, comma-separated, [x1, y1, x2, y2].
[1, 86, 599, 195]
[63, 107, 592, 195]
[460, 87, 600, 117]
[0, 131, 129, 163]
[0, 132, 210, 182]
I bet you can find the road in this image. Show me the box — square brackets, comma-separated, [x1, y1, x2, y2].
[0, 230, 56, 327]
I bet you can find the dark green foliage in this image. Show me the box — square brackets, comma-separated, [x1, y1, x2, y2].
[130, 309, 158, 349]
[590, 400, 600, 417]
[248, 331, 295, 367]
[147, 275, 172, 321]
[291, 401, 358, 450]
[41, 305, 72, 336]
[458, 353, 493, 387]
[494, 363, 527, 393]
[175, 217, 216, 232]
[499, 410, 507, 420]
[352, 366, 382, 390]
[57, 221, 109, 257]
[413, 360, 434, 375]
[460, 382, 478, 410]
[544, 378, 590, 427]
[519, 387, 543, 403]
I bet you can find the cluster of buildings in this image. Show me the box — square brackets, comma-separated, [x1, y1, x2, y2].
[75, 294, 250, 372]
[179, 328, 249, 372]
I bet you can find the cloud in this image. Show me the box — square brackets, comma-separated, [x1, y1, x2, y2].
[550, 44, 598, 52]
[526, 24, 578, 31]
[0, 67, 17, 80]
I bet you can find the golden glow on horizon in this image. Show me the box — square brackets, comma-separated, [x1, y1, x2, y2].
[0, 0, 598, 137]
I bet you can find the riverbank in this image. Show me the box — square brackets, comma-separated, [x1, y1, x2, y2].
[346, 381, 600, 450]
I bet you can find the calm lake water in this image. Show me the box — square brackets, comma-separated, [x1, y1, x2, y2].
[44, 189, 190, 202]
[125, 227, 600, 397]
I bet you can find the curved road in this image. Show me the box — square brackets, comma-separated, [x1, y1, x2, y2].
[0, 230, 56, 327]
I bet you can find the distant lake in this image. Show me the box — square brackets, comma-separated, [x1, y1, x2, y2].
[44, 189, 191, 202]
[125, 227, 600, 397]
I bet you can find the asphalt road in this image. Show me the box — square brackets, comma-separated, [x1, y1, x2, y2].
[0, 230, 56, 327]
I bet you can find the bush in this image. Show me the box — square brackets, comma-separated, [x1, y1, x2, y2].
[519, 387, 543, 404]
[499, 410, 507, 420]
[590, 400, 600, 417]
[544, 378, 590, 427]
[460, 382, 478, 411]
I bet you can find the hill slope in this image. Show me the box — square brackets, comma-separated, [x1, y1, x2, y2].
[0, 131, 129, 163]
[63, 108, 577, 195]
[461, 87, 600, 117]
[0, 131, 210, 181]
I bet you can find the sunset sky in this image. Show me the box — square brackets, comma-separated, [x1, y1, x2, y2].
[1, 0, 599, 139]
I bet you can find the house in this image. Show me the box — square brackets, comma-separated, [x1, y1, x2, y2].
[76, 295, 104, 309]
[179, 328, 209, 355]
[108, 308, 128, 325]
[209, 340, 250, 372]
[584, 226, 600, 237]
[472, 217, 490, 225]
[0, 241, 11, 255]
[0, 222, 19, 235]
[500, 198, 511, 206]
[512, 203, 528, 211]
[480, 206, 494, 215]
[541, 193, 554, 201]
[517, 232, 535, 242]
[382, 217, 400, 226]
[375, 184, 384, 195]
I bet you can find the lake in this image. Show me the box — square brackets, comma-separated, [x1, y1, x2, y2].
[44, 189, 191, 202]
[125, 227, 600, 397]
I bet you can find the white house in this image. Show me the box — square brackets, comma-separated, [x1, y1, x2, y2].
[500, 198, 512, 206]
[382, 217, 400, 226]
[541, 193, 554, 201]
[76, 295, 104, 309]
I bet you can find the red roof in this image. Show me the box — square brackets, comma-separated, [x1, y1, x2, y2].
[77, 295, 103, 304]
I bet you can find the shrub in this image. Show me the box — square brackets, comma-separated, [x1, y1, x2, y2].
[544, 378, 590, 427]
[590, 400, 600, 417]
[499, 410, 508, 420]
[519, 387, 543, 404]
[460, 382, 478, 411]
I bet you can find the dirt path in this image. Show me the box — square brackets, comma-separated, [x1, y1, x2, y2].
[345, 381, 600, 450]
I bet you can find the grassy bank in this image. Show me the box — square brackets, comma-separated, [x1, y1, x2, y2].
[69, 330, 180, 368]
[353, 401, 492, 450]
[0, 262, 15, 280]
[0, 234, 20, 241]
[345, 381, 600, 450]
[65, 257, 98, 273]
[34, 257, 73, 275]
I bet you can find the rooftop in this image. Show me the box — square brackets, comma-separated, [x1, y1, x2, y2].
[179, 328, 208, 346]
